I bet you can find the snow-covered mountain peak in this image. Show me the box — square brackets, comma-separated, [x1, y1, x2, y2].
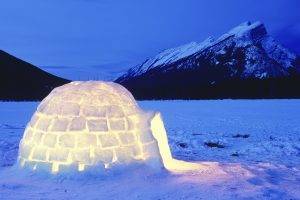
[216, 21, 266, 42]
[131, 37, 215, 75]
[118, 21, 299, 84]
[228, 21, 263, 36]
[129, 21, 271, 77]
[116, 21, 300, 99]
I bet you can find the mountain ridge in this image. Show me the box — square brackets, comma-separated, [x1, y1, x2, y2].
[116, 21, 300, 99]
[0, 50, 70, 101]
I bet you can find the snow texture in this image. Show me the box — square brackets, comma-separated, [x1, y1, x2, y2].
[0, 100, 300, 199]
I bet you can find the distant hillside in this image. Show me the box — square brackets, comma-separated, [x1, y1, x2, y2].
[116, 21, 300, 99]
[0, 50, 70, 101]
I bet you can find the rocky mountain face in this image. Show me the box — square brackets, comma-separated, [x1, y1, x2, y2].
[0, 50, 70, 101]
[116, 21, 300, 99]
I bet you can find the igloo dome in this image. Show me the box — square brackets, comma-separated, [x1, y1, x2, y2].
[18, 81, 201, 174]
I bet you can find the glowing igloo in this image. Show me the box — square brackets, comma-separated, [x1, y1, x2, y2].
[18, 81, 201, 174]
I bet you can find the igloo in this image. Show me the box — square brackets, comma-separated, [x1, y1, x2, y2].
[18, 81, 201, 174]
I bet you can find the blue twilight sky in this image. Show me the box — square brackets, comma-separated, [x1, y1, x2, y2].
[0, 0, 300, 80]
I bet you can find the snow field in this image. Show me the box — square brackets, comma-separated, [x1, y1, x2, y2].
[0, 100, 299, 199]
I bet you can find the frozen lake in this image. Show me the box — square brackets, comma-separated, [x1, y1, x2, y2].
[0, 100, 299, 199]
[140, 100, 300, 166]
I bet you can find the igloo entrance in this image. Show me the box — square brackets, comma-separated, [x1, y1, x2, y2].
[18, 81, 202, 174]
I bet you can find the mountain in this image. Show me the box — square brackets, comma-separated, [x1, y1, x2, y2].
[115, 21, 300, 99]
[0, 50, 70, 101]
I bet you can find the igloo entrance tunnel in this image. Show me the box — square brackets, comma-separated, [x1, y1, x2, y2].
[18, 81, 202, 174]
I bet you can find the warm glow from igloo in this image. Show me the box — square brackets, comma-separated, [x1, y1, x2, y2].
[18, 81, 203, 174]
[150, 113, 205, 172]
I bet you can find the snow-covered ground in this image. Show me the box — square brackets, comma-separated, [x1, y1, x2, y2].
[0, 100, 299, 199]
